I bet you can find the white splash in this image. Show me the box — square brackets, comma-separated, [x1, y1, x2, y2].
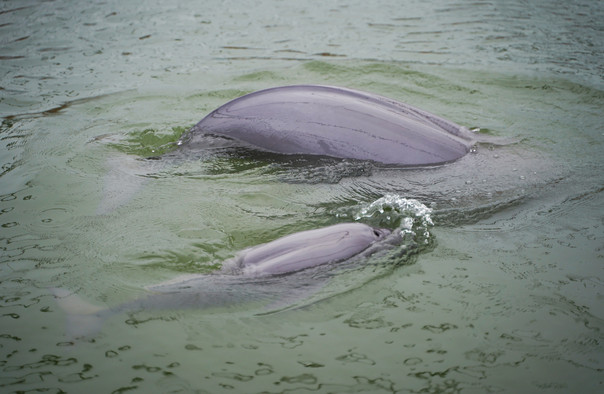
[355, 194, 433, 243]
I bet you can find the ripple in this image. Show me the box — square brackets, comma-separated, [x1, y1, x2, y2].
[38, 207, 71, 229]
[335, 351, 376, 365]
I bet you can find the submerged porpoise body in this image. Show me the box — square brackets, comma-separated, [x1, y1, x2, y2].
[183, 85, 475, 166]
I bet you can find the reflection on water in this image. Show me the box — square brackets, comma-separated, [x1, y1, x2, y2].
[1, 0, 603, 392]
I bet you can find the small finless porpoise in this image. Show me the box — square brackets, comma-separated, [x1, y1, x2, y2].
[53, 223, 391, 338]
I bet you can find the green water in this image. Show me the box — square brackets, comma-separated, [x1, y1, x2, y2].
[1, 0, 603, 392]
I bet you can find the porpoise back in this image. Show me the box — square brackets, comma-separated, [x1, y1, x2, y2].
[185, 85, 474, 166]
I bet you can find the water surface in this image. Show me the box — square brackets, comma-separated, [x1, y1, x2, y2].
[1, 0, 603, 392]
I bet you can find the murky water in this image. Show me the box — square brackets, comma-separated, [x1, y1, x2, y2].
[1, 0, 603, 392]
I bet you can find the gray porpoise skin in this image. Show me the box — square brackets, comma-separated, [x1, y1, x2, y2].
[185, 85, 475, 165]
[222, 222, 391, 276]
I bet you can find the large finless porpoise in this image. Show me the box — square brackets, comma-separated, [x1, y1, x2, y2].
[53, 223, 391, 338]
[98, 85, 476, 213]
[181, 85, 475, 166]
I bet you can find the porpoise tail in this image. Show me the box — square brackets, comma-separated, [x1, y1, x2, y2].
[96, 153, 150, 215]
[51, 288, 110, 340]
